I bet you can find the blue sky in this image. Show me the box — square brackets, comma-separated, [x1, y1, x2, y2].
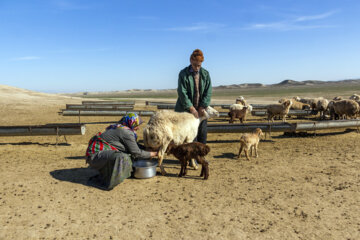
[1, 0, 360, 93]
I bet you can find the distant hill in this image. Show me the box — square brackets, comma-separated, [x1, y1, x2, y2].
[64, 78, 360, 97]
[273, 79, 360, 87]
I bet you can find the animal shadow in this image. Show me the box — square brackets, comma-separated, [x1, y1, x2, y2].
[162, 172, 205, 180]
[162, 159, 180, 165]
[207, 139, 239, 144]
[0, 142, 71, 146]
[273, 128, 358, 138]
[65, 156, 86, 160]
[50, 168, 101, 189]
[213, 152, 237, 159]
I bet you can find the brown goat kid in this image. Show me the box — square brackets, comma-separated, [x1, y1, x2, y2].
[238, 128, 264, 161]
[166, 142, 211, 180]
[228, 106, 248, 123]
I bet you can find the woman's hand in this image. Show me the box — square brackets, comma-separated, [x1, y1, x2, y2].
[150, 151, 158, 157]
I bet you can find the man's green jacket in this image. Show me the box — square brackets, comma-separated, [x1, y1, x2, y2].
[175, 65, 212, 112]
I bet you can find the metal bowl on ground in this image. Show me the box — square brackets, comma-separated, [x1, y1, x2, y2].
[132, 159, 158, 179]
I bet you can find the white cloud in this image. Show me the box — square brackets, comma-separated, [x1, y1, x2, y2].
[246, 10, 338, 31]
[295, 11, 337, 22]
[11, 56, 41, 61]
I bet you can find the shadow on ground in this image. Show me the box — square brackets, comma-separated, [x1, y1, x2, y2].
[158, 171, 204, 180]
[207, 139, 239, 144]
[50, 168, 99, 188]
[272, 128, 358, 139]
[213, 152, 238, 159]
[66, 156, 86, 160]
[0, 142, 71, 146]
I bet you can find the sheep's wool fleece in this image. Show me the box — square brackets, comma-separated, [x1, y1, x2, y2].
[230, 104, 244, 110]
[143, 110, 200, 149]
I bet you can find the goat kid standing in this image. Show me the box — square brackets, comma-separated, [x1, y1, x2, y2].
[166, 142, 211, 180]
[238, 128, 264, 161]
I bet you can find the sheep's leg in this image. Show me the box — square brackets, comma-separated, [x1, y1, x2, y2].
[198, 157, 209, 179]
[196, 156, 204, 177]
[244, 148, 250, 161]
[203, 159, 209, 180]
[238, 144, 244, 158]
[178, 160, 185, 177]
[183, 159, 189, 177]
[157, 148, 167, 176]
[254, 143, 258, 158]
[178, 162, 183, 177]
[190, 159, 199, 170]
[200, 165, 205, 177]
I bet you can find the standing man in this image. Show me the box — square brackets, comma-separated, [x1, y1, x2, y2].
[175, 49, 212, 157]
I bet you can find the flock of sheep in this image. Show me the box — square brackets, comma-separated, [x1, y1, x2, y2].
[142, 93, 360, 180]
[228, 94, 360, 123]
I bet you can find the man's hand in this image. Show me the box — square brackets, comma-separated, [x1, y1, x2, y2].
[189, 106, 199, 118]
[198, 106, 205, 117]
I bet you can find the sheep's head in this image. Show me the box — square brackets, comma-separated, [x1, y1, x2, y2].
[294, 96, 301, 101]
[283, 99, 292, 108]
[278, 98, 287, 104]
[350, 94, 360, 101]
[200, 144, 211, 156]
[204, 106, 219, 119]
[247, 105, 253, 112]
[254, 128, 264, 138]
[236, 96, 245, 101]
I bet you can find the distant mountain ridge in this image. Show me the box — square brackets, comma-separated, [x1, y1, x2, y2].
[65, 78, 360, 96]
[213, 79, 360, 90]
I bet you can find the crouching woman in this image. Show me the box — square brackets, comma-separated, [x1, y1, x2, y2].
[85, 113, 157, 190]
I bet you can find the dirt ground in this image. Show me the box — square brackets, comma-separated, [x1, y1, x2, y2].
[0, 85, 359, 239]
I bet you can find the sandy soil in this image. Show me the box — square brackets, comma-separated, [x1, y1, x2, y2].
[0, 85, 359, 239]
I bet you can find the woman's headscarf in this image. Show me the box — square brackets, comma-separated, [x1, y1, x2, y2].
[106, 113, 143, 139]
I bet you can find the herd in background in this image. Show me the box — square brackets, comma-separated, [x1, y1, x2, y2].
[228, 94, 360, 123]
[142, 94, 360, 180]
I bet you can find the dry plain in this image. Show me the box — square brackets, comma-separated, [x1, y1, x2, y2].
[0, 85, 359, 240]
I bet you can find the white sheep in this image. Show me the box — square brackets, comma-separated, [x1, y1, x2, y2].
[230, 103, 244, 111]
[279, 98, 310, 110]
[295, 96, 323, 109]
[143, 106, 219, 175]
[316, 98, 329, 120]
[235, 96, 246, 105]
[349, 94, 360, 101]
[330, 99, 359, 119]
[295, 96, 329, 119]
[266, 99, 293, 122]
[230, 103, 252, 114]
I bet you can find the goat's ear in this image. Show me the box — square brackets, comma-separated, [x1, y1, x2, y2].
[201, 145, 210, 155]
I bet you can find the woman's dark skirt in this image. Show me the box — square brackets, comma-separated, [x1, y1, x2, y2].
[87, 150, 133, 190]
